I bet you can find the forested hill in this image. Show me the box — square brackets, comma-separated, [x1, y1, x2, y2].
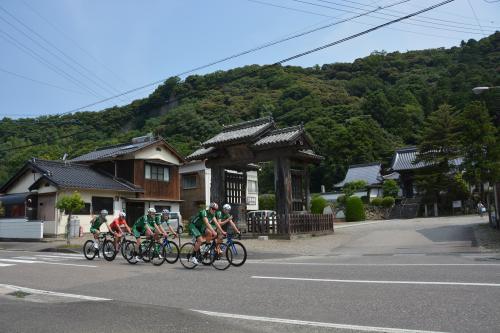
[1, 32, 499, 192]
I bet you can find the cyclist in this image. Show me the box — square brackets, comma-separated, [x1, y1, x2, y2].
[131, 207, 157, 260]
[109, 211, 132, 251]
[216, 204, 241, 240]
[189, 202, 226, 264]
[89, 209, 113, 250]
[157, 209, 178, 239]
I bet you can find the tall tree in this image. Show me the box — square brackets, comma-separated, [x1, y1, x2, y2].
[457, 101, 499, 201]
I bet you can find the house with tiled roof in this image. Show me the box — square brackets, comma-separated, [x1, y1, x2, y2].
[333, 163, 384, 201]
[0, 134, 184, 237]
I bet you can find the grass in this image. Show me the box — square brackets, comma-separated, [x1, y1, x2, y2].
[8, 291, 31, 298]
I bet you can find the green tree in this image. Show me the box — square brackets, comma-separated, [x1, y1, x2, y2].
[56, 192, 85, 245]
[259, 194, 276, 210]
[345, 196, 365, 222]
[382, 180, 399, 198]
[416, 104, 460, 204]
[457, 101, 499, 201]
[343, 180, 367, 198]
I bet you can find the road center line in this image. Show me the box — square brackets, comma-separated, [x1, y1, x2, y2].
[252, 276, 500, 287]
[0, 284, 111, 301]
[0, 258, 96, 268]
[246, 261, 500, 266]
[0, 263, 15, 267]
[192, 309, 449, 333]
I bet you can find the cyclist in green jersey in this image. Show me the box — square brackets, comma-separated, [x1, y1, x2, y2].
[89, 210, 114, 249]
[132, 207, 157, 259]
[215, 204, 240, 251]
[189, 202, 226, 264]
[158, 209, 178, 238]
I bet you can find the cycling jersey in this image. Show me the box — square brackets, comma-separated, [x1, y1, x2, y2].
[216, 211, 232, 230]
[110, 218, 128, 232]
[90, 216, 106, 233]
[132, 215, 155, 237]
[190, 209, 216, 237]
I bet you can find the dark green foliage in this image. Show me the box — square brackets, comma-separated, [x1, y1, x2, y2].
[1, 33, 499, 192]
[382, 180, 399, 198]
[345, 196, 365, 222]
[381, 196, 395, 208]
[342, 180, 367, 198]
[310, 195, 327, 214]
[336, 195, 346, 206]
[371, 197, 383, 207]
[258, 194, 276, 210]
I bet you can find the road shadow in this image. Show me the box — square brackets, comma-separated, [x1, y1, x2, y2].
[416, 225, 474, 243]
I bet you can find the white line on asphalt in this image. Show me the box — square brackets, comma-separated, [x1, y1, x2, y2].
[34, 254, 85, 260]
[0, 263, 15, 267]
[0, 258, 96, 268]
[0, 284, 111, 301]
[246, 261, 500, 266]
[252, 276, 500, 287]
[35, 253, 82, 258]
[335, 220, 394, 229]
[192, 309, 450, 333]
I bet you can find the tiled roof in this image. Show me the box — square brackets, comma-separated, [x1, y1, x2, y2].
[335, 162, 382, 187]
[203, 117, 274, 147]
[71, 140, 155, 162]
[297, 149, 324, 160]
[383, 172, 400, 180]
[186, 147, 216, 161]
[29, 159, 141, 192]
[253, 125, 303, 147]
[390, 147, 462, 171]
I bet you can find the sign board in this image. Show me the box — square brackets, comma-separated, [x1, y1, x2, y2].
[452, 200, 462, 208]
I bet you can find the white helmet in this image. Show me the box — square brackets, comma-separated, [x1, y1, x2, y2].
[162, 209, 170, 215]
[147, 207, 156, 214]
[100, 209, 108, 215]
[118, 211, 126, 218]
[209, 202, 218, 210]
[222, 204, 231, 211]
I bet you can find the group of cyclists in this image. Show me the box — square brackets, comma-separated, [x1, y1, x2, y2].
[88, 202, 241, 265]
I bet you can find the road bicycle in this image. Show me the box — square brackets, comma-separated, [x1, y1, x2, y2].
[83, 232, 115, 260]
[123, 234, 179, 266]
[179, 237, 231, 270]
[102, 232, 133, 262]
[224, 233, 247, 267]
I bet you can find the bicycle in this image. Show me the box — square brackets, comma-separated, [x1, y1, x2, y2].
[179, 237, 231, 270]
[123, 235, 176, 266]
[102, 232, 133, 262]
[224, 233, 247, 267]
[83, 232, 114, 260]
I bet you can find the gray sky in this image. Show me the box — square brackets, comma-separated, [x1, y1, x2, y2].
[0, 0, 498, 118]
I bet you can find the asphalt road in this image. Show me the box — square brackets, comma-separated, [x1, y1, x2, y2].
[1, 217, 499, 333]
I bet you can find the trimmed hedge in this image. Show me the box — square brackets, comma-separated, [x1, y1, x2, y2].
[345, 196, 366, 222]
[381, 196, 395, 208]
[371, 197, 383, 206]
[311, 196, 327, 214]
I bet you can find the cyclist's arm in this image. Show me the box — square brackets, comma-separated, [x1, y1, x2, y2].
[125, 223, 132, 234]
[166, 224, 178, 236]
[156, 223, 167, 235]
[203, 217, 216, 234]
[105, 222, 117, 236]
[211, 216, 225, 234]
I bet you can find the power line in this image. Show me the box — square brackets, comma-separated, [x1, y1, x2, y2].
[20, 0, 130, 88]
[0, 7, 127, 101]
[466, 0, 487, 37]
[0, 29, 103, 98]
[0, 67, 86, 95]
[0, 130, 88, 153]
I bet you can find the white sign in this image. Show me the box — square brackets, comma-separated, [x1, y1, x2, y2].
[452, 200, 462, 208]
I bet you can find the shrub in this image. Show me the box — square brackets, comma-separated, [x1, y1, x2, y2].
[311, 196, 327, 214]
[336, 195, 346, 206]
[371, 197, 383, 206]
[381, 196, 395, 208]
[360, 195, 369, 204]
[343, 180, 367, 197]
[345, 196, 365, 222]
[382, 180, 399, 198]
[259, 194, 276, 210]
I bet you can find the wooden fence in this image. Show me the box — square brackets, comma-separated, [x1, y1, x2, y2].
[247, 213, 334, 236]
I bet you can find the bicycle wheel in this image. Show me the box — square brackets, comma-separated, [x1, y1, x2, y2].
[228, 241, 247, 266]
[123, 241, 138, 264]
[201, 244, 213, 266]
[141, 240, 151, 263]
[212, 243, 231, 271]
[102, 240, 117, 261]
[179, 242, 197, 269]
[148, 242, 165, 266]
[164, 240, 179, 264]
[83, 240, 97, 260]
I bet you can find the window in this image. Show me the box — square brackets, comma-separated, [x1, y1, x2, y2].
[75, 203, 91, 215]
[183, 174, 198, 189]
[247, 196, 257, 205]
[91, 197, 113, 214]
[248, 180, 258, 193]
[145, 163, 170, 181]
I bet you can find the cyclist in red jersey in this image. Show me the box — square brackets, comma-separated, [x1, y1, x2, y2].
[110, 211, 132, 251]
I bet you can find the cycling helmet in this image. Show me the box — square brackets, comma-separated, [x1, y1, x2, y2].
[118, 211, 126, 218]
[147, 207, 156, 214]
[222, 204, 231, 211]
[209, 202, 218, 210]
[100, 209, 108, 215]
[162, 209, 170, 215]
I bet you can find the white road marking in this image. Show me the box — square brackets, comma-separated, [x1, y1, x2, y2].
[335, 220, 394, 229]
[252, 276, 500, 287]
[0, 263, 15, 267]
[34, 255, 85, 261]
[192, 309, 450, 333]
[0, 284, 111, 301]
[35, 253, 82, 258]
[246, 261, 500, 266]
[0, 258, 96, 268]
